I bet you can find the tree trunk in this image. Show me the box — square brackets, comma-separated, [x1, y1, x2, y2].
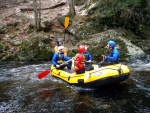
[33, 0, 38, 29]
[68, 0, 76, 17]
[37, 0, 41, 31]
[33, 0, 41, 31]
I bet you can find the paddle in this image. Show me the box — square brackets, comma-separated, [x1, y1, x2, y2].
[64, 17, 70, 29]
[64, 17, 70, 42]
[38, 70, 50, 79]
[37, 59, 72, 79]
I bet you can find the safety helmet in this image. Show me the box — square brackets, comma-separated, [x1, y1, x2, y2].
[78, 45, 85, 53]
[57, 38, 63, 42]
[107, 40, 116, 48]
[58, 46, 64, 51]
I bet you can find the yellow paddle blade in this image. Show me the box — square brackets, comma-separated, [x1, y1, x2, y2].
[64, 17, 70, 28]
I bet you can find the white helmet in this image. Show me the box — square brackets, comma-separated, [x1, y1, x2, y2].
[58, 46, 64, 51]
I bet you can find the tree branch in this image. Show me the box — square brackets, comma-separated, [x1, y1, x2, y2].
[20, 2, 66, 11]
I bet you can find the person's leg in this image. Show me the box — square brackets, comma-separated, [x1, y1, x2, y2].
[98, 60, 110, 67]
[85, 64, 94, 71]
[56, 62, 67, 69]
[67, 60, 72, 70]
[76, 68, 85, 74]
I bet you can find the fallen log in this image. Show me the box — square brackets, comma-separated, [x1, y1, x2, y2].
[20, 2, 66, 11]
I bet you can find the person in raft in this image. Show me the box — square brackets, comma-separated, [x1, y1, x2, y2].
[54, 38, 67, 56]
[98, 40, 120, 67]
[52, 46, 72, 70]
[84, 45, 94, 71]
[73, 45, 86, 74]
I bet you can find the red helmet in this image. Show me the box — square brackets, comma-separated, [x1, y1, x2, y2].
[78, 45, 85, 53]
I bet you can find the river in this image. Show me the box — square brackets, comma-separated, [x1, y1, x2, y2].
[0, 61, 150, 113]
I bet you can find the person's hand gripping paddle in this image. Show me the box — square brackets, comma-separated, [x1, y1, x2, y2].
[37, 59, 72, 79]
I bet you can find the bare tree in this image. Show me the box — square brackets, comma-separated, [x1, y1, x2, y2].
[68, 0, 76, 17]
[33, 0, 41, 31]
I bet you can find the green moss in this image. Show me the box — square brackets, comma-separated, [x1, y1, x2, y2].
[17, 35, 54, 61]
[3, 54, 15, 61]
[0, 25, 8, 34]
[85, 0, 150, 36]
[36, 46, 53, 61]
[0, 42, 9, 53]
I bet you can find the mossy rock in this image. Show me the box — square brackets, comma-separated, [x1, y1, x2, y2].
[1, 54, 15, 61]
[0, 42, 9, 53]
[9, 39, 22, 46]
[36, 46, 53, 61]
[0, 25, 8, 34]
[17, 35, 54, 61]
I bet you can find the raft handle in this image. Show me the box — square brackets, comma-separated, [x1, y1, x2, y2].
[118, 69, 122, 74]
[68, 76, 70, 81]
[78, 79, 84, 84]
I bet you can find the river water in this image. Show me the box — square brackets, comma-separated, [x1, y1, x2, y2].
[0, 61, 150, 113]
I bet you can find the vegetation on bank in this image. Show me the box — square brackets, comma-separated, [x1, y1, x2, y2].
[0, 0, 150, 61]
[76, 0, 149, 37]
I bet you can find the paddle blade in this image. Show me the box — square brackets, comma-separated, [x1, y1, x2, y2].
[64, 17, 70, 28]
[38, 70, 50, 79]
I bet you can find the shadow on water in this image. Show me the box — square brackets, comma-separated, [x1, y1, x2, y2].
[0, 61, 150, 113]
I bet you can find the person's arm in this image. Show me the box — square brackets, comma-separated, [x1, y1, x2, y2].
[106, 50, 119, 62]
[106, 54, 118, 62]
[52, 53, 58, 67]
[63, 55, 72, 61]
[87, 52, 92, 61]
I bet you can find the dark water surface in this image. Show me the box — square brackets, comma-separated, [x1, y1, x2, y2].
[0, 61, 150, 113]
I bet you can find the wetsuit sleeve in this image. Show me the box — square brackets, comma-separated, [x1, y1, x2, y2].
[52, 53, 58, 66]
[106, 50, 119, 62]
[63, 55, 72, 61]
[106, 54, 118, 62]
[87, 52, 92, 60]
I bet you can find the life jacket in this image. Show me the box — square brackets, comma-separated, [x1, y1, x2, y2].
[73, 54, 85, 72]
[55, 46, 67, 56]
[56, 53, 65, 64]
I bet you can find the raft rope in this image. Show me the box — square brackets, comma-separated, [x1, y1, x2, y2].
[88, 64, 123, 78]
[51, 64, 124, 81]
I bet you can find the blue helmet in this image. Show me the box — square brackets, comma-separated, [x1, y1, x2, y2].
[108, 40, 116, 48]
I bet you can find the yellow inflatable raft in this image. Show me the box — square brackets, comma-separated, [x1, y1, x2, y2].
[50, 64, 130, 88]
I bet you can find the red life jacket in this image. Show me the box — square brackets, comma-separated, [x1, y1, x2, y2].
[74, 54, 85, 72]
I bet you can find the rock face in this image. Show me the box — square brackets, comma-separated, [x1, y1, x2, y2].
[17, 35, 54, 61]
[0, 33, 54, 61]
[68, 29, 147, 62]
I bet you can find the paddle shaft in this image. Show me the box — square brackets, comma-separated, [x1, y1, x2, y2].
[57, 58, 72, 68]
[38, 59, 72, 79]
